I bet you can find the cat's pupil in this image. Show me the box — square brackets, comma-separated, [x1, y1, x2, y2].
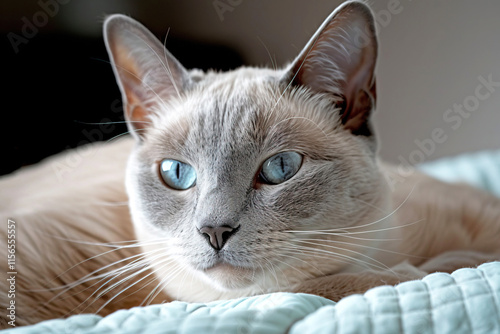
[259, 151, 302, 185]
[160, 159, 197, 190]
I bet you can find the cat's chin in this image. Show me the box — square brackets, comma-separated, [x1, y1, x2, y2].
[202, 263, 256, 290]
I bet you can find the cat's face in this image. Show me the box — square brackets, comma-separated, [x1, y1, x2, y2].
[105, 1, 393, 298]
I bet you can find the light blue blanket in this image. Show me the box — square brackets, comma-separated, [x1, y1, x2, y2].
[4, 150, 500, 334]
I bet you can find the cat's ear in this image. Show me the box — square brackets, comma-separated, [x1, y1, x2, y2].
[104, 14, 190, 140]
[283, 1, 377, 136]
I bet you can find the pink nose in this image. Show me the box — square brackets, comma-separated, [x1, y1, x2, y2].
[199, 225, 238, 250]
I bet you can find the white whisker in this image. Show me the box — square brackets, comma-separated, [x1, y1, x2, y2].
[279, 241, 391, 272]
[284, 185, 418, 234]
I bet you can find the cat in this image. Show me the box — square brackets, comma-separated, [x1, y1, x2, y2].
[1, 0, 500, 328]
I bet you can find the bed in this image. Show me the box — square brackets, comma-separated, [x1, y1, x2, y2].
[4, 150, 500, 334]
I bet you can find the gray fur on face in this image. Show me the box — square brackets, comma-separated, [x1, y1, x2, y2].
[105, 1, 392, 299]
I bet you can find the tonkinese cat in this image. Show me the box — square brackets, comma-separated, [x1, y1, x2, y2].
[1, 1, 500, 327]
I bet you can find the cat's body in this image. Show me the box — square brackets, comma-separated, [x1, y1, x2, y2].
[1, 1, 500, 328]
[2, 137, 499, 326]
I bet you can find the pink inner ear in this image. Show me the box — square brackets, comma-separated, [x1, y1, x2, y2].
[110, 44, 155, 133]
[123, 85, 152, 133]
[289, 2, 378, 135]
[104, 15, 191, 140]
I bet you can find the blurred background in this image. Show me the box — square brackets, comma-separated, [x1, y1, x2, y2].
[1, 0, 500, 176]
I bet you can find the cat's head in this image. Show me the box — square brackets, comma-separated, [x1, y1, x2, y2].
[104, 1, 393, 299]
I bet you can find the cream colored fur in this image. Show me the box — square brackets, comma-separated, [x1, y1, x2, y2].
[1, 139, 499, 327]
[1, 0, 500, 328]
[0, 139, 169, 327]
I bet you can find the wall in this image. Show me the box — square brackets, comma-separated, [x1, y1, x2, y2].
[2, 0, 500, 171]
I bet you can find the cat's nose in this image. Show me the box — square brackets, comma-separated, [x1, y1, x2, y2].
[199, 225, 239, 251]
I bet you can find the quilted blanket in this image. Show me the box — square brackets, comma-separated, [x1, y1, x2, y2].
[3, 150, 500, 334]
[2, 262, 500, 334]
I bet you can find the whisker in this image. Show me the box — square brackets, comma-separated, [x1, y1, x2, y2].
[337, 184, 417, 231]
[39, 242, 153, 287]
[256, 36, 277, 71]
[269, 258, 291, 287]
[73, 120, 153, 126]
[145, 263, 186, 306]
[293, 239, 394, 273]
[333, 219, 425, 236]
[279, 251, 326, 277]
[105, 128, 146, 143]
[33, 251, 160, 318]
[272, 256, 312, 280]
[112, 260, 178, 308]
[279, 241, 391, 272]
[81, 255, 173, 314]
[279, 245, 371, 270]
[353, 197, 388, 214]
[93, 253, 171, 299]
[256, 262, 269, 294]
[262, 258, 281, 291]
[298, 238, 427, 259]
[283, 185, 418, 234]
[161, 28, 182, 99]
[113, 274, 160, 307]
[94, 256, 178, 313]
[44, 248, 164, 300]
[30, 250, 154, 294]
[172, 262, 193, 304]
[86, 201, 130, 207]
[54, 257, 152, 303]
[267, 28, 319, 119]
[45, 237, 170, 250]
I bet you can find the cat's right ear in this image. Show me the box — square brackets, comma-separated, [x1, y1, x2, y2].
[282, 1, 378, 137]
[104, 14, 190, 141]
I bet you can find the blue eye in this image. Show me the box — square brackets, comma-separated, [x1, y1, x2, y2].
[259, 152, 302, 185]
[160, 159, 197, 190]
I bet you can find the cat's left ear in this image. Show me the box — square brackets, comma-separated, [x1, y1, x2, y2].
[283, 1, 377, 136]
[104, 14, 190, 141]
